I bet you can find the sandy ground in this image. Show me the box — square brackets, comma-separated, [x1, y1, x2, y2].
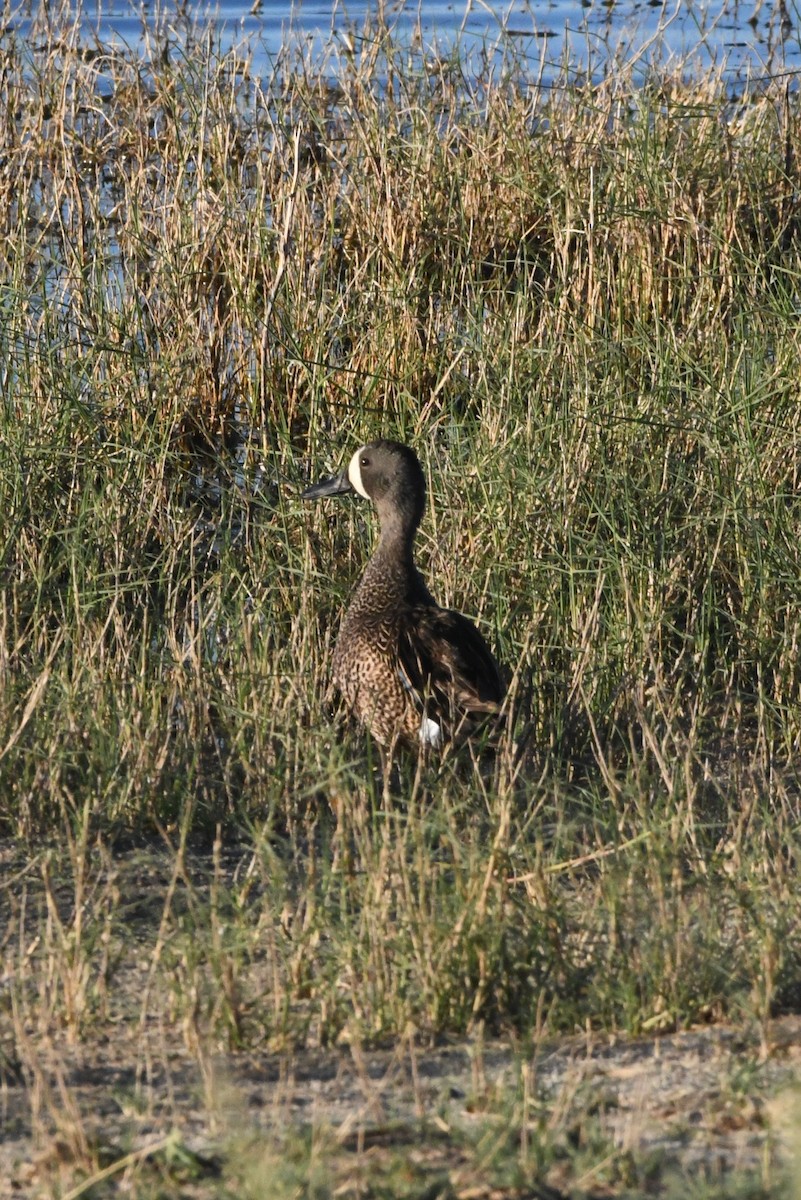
[2, 839, 800, 1195]
[2, 1014, 800, 1197]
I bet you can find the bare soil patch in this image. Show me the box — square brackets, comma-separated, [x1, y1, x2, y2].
[2, 1012, 799, 1197]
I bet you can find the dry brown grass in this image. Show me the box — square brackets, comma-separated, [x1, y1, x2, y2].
[2, 8, 801, 1195]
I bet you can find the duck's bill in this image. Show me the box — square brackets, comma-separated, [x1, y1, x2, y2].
[301, 470, 353, 500]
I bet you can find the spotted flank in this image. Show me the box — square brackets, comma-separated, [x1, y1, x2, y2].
[302, 439, 505, 752]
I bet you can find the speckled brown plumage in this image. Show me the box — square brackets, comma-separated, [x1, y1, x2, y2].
[302, 440, 505, 751]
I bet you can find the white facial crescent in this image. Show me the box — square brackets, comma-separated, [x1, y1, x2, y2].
[347, 447, 370, 499]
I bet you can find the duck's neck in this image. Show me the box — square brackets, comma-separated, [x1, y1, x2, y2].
[375, 520, 416, 566]
[375, 502, 418, 557]
[353, 520, 432, 612]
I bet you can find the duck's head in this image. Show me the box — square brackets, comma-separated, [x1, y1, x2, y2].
[302, 440, 426, 538]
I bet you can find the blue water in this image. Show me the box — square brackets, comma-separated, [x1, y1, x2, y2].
[15, 0, 801, 89]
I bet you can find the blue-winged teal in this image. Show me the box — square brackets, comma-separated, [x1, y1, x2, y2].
[302, 439, 505, 750]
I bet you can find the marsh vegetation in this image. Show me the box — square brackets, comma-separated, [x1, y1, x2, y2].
[2, 6, 801, 1195]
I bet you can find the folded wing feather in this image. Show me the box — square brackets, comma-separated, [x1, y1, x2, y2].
[397, 606, 504, 741]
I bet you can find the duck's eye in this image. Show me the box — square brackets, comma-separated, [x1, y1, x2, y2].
[361, 456, 370, 468]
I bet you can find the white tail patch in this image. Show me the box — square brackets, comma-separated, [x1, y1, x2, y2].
[419, 716, 442, 748]
[347, 448, 370, 499]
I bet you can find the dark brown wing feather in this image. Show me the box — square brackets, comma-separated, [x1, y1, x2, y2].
[397, 605, 504, 739]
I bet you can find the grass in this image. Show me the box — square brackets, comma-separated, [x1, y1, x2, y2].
[2, 3, 801, 1195]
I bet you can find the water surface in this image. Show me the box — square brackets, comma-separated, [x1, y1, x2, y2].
[14, 0, 801, 89]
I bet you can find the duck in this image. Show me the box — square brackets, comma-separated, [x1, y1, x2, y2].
[302, 439, 505, 751]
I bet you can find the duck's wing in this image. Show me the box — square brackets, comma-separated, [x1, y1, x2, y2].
[397, 605, 505, 731]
